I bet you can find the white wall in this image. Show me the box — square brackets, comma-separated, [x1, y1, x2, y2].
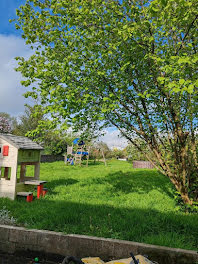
[0, 138, 18, 200]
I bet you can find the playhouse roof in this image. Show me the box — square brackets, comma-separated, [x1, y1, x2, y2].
[0, 134, 43, 150]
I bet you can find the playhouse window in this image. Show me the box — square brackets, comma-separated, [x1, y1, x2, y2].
[3, 146, 9, 156]
[0, 167, 11, 181]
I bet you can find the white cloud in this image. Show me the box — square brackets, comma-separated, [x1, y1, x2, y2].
[99, 129, 128, 149]
[0, 34, 32, 116]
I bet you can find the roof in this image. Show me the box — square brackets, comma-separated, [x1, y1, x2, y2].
[0, 134, 43, 150]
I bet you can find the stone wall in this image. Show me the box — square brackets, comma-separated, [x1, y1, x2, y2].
[0, 225, 197, 264]
[40, 155, 64, 163]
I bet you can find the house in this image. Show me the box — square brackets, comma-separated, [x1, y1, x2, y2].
[0, 134, 43, 200]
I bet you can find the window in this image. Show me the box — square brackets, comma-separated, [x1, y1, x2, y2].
[0, 167, 11, 181]
[3, 146, 9, 156]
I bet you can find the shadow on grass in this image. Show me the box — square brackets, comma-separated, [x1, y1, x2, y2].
[88, 170, 175, 199]
[1, 198, 197, 253]
[63, 161, 106, 167]
[83, 160, 106, 166]
[47, 178, 79, 188]
[45, 178, 79, 195]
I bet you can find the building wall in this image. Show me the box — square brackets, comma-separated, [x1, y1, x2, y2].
[0, 138, 18, 200]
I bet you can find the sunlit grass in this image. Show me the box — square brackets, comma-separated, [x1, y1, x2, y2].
[0, 160, 197, 251]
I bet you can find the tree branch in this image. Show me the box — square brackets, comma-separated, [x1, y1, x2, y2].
[175, 14, 198, 55]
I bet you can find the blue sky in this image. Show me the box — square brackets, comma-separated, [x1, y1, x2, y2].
[0, 0, 25, 35]
[0, 0, 32, 116]
[0, 1, 128, 149]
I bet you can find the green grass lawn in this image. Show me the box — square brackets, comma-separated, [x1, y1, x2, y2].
[0, 160, 197, 251]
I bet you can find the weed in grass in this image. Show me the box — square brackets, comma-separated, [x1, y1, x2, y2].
[0, 206, 16, 225]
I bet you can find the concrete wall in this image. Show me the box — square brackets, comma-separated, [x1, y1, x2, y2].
[0, 225, 197, 264]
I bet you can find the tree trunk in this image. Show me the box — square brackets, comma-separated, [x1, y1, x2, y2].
[145, 141, 194, 205]
[178, 185, 193, 205]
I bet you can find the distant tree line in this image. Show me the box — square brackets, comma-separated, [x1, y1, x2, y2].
[0, 105, 74, 155]
[0, 111, 148, 160]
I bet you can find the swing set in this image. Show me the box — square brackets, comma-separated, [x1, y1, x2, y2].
[65, 138, 106, 166]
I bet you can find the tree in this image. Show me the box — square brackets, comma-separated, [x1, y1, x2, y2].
[90, 141, 112, 160]
[13, 104, 46, 138]
[43, 130, 74, 155]
[0, 116, 11, 134]
[126, 139, 152, 161]
[14, 105, 74, 154]
[111, 148, 127, 159]
[15, 0, 198, 204]
[0, 112, 18, 133]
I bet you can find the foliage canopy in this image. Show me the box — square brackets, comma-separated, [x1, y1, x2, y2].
[15, 0, 198, 204]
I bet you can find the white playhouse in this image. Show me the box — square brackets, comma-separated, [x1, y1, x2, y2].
[0, 134, 43, 200]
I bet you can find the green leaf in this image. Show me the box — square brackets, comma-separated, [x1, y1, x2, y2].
[187, 84, 194, 93]
[179, 79, 185, 85]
